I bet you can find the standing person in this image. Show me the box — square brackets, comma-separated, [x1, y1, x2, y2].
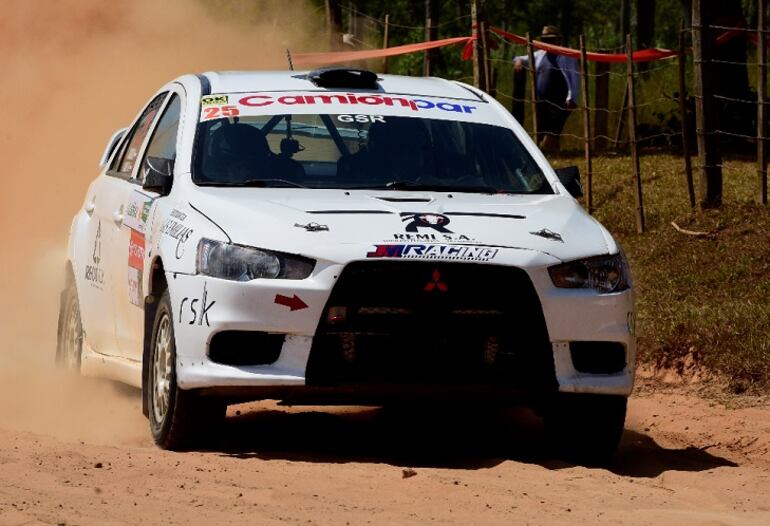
[514, 26, 580, 152]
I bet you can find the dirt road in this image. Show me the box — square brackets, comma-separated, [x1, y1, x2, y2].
[1, 373, 768, 526]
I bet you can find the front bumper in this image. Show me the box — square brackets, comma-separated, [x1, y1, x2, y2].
[170, 258, 635, 398]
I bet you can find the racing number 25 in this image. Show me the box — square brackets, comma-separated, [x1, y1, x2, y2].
[203, 105, 240, 120]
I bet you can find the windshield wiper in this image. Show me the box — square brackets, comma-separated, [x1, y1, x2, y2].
[198, 178, 308, 188]
[357, 180, 508, 194]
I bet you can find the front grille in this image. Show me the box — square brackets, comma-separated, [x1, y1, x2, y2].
[306, 261, 556, 390]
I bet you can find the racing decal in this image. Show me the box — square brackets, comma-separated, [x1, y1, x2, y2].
[84, 221, 105, 289]
[201, 95, 228, 106]
[366, 244, 498, 262]
[127, 230, 145, 306]
[274, 294, 309, 311]
[123, 190, 156, 234]
[161, 211, 194, 260]
[179, 282, 216, 326]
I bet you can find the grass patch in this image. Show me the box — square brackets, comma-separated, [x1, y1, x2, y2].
[552, 152, 770, 393]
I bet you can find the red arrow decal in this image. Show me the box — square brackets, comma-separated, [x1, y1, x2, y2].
[274, 294, 308, 311]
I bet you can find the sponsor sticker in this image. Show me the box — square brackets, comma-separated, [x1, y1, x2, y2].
[127, 230, 145, 306]
[366, 244, 498, 262]
[128, 230, 145, 271]
[84, 221, 105, 289]
[124, 190, 155, 233]
[128, 267, 142, 307]
[201, 95, 229, 106]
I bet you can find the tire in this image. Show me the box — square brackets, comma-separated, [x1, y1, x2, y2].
[56, 280, 83, 372]
[147, 290, 225, 450]
[544, 393, 627, 465]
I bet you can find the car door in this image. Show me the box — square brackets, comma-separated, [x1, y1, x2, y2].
[97, 93, 168, 356]
[75, 175, 117, 356]
[113, 92, 182, 360]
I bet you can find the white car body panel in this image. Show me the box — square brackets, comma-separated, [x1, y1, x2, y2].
[66, 70, 636, 400]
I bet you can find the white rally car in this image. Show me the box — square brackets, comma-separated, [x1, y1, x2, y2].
[57, 68, 635, 461]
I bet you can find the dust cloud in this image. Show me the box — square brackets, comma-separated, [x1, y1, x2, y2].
[0, 0, 322, 443]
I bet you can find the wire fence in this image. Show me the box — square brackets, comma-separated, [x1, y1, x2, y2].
[326, 5, 769, 227]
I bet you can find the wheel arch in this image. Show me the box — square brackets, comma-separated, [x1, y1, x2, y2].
[142, 256, 168, 417]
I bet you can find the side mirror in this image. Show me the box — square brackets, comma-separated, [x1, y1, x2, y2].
[142, 156, 174, 195]
[99, 127, 128, 168]
[554, 165, 583, 198]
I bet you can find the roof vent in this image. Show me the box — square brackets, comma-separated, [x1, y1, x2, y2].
[307, 67, 379, 89]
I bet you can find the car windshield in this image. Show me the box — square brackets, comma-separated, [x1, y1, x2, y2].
[193, 113, 551, 194]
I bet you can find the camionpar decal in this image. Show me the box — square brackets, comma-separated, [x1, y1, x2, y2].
[366, 244, 499, 261]
[199, 92, 479, 121]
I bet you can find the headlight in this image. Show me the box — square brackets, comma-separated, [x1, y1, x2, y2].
[548, 252, 631, 293]
[196, 239, 314, 281]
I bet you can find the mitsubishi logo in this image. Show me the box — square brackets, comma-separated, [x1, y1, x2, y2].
[424, 269, 448, 292]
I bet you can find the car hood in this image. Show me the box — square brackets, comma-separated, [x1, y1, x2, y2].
[189, 188, 613, 264]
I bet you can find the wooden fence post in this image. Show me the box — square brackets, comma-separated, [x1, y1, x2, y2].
[382, 14, 390, 74]
[480, 21, 491, 91]
[758, 0, 768, 204]
[471, 0, 488, 91]
[613, 85, 629, 150]
[678, 20, 696, 208]
[626, 34, 645, 234]
[511, 61, 526, 122]
[692, 0, 723, 208]
[580, 35, 594, 213]
[593, 57, 610, 151]
[423, 0, 438, 77]
[526, 33, 539, 140]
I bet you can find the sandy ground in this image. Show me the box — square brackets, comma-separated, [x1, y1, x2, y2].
[0, 376, 769, 526]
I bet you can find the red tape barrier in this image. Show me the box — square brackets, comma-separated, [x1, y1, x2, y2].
[292, 36, 473, 67]
[292, 26, 747, 68]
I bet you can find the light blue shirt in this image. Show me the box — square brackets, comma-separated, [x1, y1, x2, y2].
[515, 50, 580, 104]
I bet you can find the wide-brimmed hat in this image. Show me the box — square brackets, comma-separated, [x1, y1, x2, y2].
[540, 25, 562, 40]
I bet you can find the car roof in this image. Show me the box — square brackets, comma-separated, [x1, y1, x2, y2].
[197, 70, 485, 102]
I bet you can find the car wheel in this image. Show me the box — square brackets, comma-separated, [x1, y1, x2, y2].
[544, 393, 627, 465]
[56, 281, 83, 372]
[147, 289, 225, 450]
